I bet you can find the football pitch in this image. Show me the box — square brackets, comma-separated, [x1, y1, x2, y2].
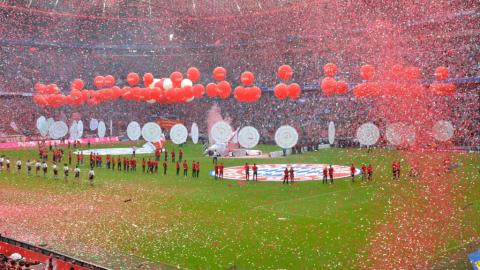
[0, 142, 479, 269]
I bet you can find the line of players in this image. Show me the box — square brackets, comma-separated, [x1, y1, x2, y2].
[93, 153, 201, 178]
[0, 155, 95, 186]
[213, 163, 375, 183]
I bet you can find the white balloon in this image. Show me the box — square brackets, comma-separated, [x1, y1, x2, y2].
[238, 126, 260, 149]
[181, 79, 193, 88]
[191, 123, 199, 144]
[97, 121, 106, 138]
[163, 78, 173, 90]
[170, 124, 188, 145]
[142, 122, 162, 142]
[275, 125, 299, 149]
[328, 121, 335, 145]
[127, 121, 141, 141]
[356, 122, 380, 146]
[89, 119, 99, 131]
[211, 121, 233, 143]
[48, 121, 68, 139]
[386, 122, 416, 146]
[432, 120, 454, 141]
[36, 116, 46, 130]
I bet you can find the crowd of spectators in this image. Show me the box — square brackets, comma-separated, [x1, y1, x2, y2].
[0, 1, 479, 95]
[0, 1, 478, 148]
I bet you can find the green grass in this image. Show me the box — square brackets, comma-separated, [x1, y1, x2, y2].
[0, 142, 479, 269]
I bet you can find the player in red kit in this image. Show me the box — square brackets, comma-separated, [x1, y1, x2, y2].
[252, 164, 258, 181]
[183, 160, 188, 177]
[322, 166, 328, 184]
[392, 161, 397, 180]
[328, 165, 334, 184]
[367, 164, 373, 181]
[163, 160, 167, 175]
[361, 164, 367, 181]
[289, 167, 294, 182]
[219, 163, 224, 179]
[283, 167, 289, 184]
[244, 163, 250, 181]
[350, 164, 356, 182]
[179, 148, 184, 161]
[176, 161, 180, 176]
[396, 161, 401, 179]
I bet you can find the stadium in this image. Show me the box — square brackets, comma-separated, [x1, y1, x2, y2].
[0, 0, 479, 269]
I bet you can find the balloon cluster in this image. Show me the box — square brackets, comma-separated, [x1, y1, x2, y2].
[320, 63, 348, 96]
[33, 68, 206, 107]
[233, 71, 261, 102]
[204, 67, 231, 99]
[160, 69, 204, 103]
[430, 66, 456, 96]
[353, 64, 420, 97]
[274, 65, 301, 100]
[32, 63, 456, 107]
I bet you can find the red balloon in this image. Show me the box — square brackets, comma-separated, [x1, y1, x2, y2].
[240, 71, 255, 86]
[170, 71, 183, 86]
[143, 73, 154, 87]
[287, 83, 301, 100]
[87, 98, 99, 107]
[172, 88, 183, 102]
[127, 72, 140, 86]
[336, 81, 348, 94]
[33, 95, 45, 105]
[111, 86, 122, 98]
[404, 67, 421, 80]
[64, 95, 74, 105]
[192, 84, 205, 97]
[250, 86, 262, 102]
[321, 77, 337, 96]
[94, 76, 105, 89]
[360, 65, 375, 81]
[206, 83, 218, 97]
[122, 88, 133, 100]
[141, 88, 152, 101]
[212, 67, 227, 81]
[274, 83, 288, 100]
[34, 83, 47, 94]
[234, 86, 246, 102]
[164, 88, 176, 101]
[431, 83, 455, 96]
[278, 65, 293, 81]
[71, 79, 84, 91]
[46, 84, 58, 95]
[187, 67, 201, 83]
[217, 81, 231, 99]
[70, 90, 83, 101]
[104, 75, 115, 88]
[323, 63, 338, 77]
[434, 66, 449, 81]
[150, 87, 161, 100]
[353, 83, 368, 97]
[49, 94, 65, 107]
[390, 64, 404, 79]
